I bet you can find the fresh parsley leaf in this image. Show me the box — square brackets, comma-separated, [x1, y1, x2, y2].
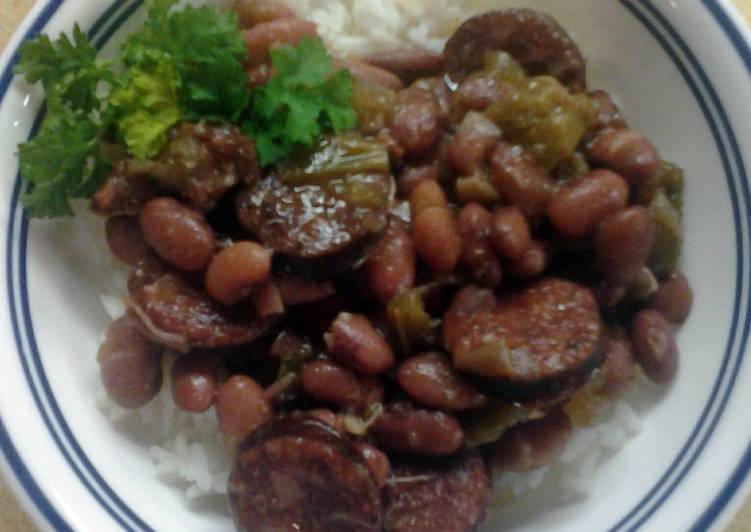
[18, 98, 112, 218]
[14, 25, 114, 112]
[121, 3, 249, 121]
[109, 56, 181, 159]
[244, 37, 358, 166]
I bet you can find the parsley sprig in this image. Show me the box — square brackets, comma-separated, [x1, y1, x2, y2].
[14, 0, 358, 218]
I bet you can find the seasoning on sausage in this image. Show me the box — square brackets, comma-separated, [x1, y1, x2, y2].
[444, 277, 604, 398]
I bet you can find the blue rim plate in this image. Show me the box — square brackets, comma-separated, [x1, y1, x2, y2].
[1, 1, 751, 530]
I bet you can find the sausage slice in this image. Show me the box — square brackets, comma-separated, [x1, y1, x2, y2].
[443, 9, 587, 92]
[229, 417, 381, 532]
[444, 277, 604, 398]
[236, 168, 393, 280]
[130, 273, 274, 351]
[383, 451, 489, 532]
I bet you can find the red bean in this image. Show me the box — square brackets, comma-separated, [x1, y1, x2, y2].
[140, 197, 215, 271]
[335, 58, 405, 90]
[362, 49, 444, 84]
[371, 402, 464, 456]
[548, 169, 630, 238]
[587, 129, 661, 187]
[506, 240, 549, 279]
[456, 73, 513, 112]
[391, 87, 445, 156]
[233, 0, 294, 29]
[204, 241, 272, 305]
[97, 315, 162, 410]
[325, 312, 394, 374]
[409, 179, 447, 216]
[300, 360, 364, 408]
[215, 375, 272, 438]
[413, 207, 463, 272]
[365, 223, 416, 302]
[489, 142, 556, 217]
[105, 216, 151, 267]
[631, 309, 678, 384]
[490, 409, 572, 472]
[650, 271, 693, 324]
[457, 203, 502, 287]
[356, 442, 391, 487]
[599, 333, 636, 398]
[450, 112, 501, 176]
[589, 90, 627, 131]
[489, 206, 532, 260]
[397, 352, 486, 411]
[243, 18, 317, 67]
[171, 354, 218, 413]
[595, 206, 654, 283]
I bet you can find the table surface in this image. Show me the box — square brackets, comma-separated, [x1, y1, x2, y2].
[1, 0, 751, 530]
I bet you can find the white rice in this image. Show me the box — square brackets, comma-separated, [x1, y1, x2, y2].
[94, 0, 655, 520]
[283, 0, 515, 56]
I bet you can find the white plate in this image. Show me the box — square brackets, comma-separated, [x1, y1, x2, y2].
[1, 0, 751, 530]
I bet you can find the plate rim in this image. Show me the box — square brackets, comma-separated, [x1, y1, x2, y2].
[1, 1, 751, 531]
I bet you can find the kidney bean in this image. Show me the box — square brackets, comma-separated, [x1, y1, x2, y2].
[599, 332, 636, 398]
[243, 18, 317, 66]
[413, 207, 463, 272]
[105, 216, 151, 267]
[631, 309, 678, 384]
[371, 402, 464, 456]
[97, 315, 162, 410]
[397, 352, 486, 411]
[325, 312, 394, 374]
[457, 203, 502, 287]
[356, 442, 391, 487]
[233, 0, 294, 29]
[335, 58, 404, 91]
[489, 206, 532, 260]
[548, 169, 630, 238]
[587, 129, 661, 187]
[365, 223, 415, 302]
[300, 360, 364, 408]
[649, 271, 693, 324]
[595, 206, 654, 283]
[490, 409, 572, 472]
[171, 354, 218, 413]
[456, 73, 513, 112]
[589, 90, 627, 131]
[397, 159, 440, 199]
[139, 197, 215, 271]
[216, 375, 272, 438]
[506, 240, 549, 279]
[204, 241, 272, 306]
[489, 142, 556, 217]
[450, 112, 502, 176]
[362, 49, 444, 84]
[391, 87, 445, 156]
[409, 179, 447, 216]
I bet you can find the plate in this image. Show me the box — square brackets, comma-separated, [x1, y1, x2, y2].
[1, 1, 751, 530]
